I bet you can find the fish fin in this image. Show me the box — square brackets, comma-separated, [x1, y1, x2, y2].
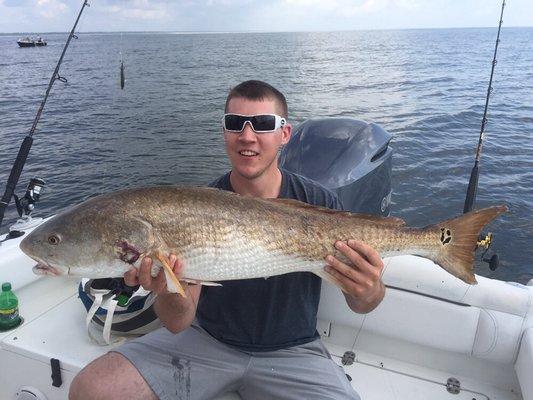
[313, 268, 338, 286]
[154, 251, 187, 298]
[183, 279, 222, 287]
[266, 198, 405, 226]
[426, 205, 507, 285]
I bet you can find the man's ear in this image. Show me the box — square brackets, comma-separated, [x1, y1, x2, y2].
[281, 123, 292, 145]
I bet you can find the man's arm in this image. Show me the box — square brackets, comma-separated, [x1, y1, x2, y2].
[124, 255, 201, 333]
[154, 285, 201, 333]
[324, 240, 386, 314]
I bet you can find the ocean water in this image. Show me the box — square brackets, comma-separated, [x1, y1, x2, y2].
[0, 29, 532, 283]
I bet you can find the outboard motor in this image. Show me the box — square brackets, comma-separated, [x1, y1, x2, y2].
[280, 118, 392, 216]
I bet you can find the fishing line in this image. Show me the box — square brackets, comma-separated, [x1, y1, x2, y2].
[349, 313, 367, 353]
[348, 255, 390, 353]
[81, 19, 106, 196]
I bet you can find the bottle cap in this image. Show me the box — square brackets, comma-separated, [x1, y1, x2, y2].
[2, 282, 12, 292]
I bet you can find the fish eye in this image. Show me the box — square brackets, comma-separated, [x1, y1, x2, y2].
[48, 234, 61, 245]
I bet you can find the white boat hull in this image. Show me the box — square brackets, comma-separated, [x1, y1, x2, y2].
[1, 223, 532, 400]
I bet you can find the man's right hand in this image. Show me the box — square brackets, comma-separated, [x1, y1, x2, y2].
[124, 254, 201, 333]
[124, 254, 184, 295]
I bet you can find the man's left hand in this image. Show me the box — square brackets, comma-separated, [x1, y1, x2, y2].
[324, 239, 386, 313]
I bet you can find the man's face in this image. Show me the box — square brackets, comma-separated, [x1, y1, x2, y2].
[224, 97, 291, 181]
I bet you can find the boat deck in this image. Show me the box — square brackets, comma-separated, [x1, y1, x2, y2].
[1, 228, 530, 399]
[0, 276, 523, 400]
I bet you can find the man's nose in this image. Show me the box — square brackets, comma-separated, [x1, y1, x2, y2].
[238, 121, 257, 141]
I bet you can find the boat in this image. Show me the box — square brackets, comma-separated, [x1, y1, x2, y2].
[17, 37, 36, 47]
[35, 37, 47, 46]
[2, 1, 530, 397]
[16, 36, 47, 47]
[0, 117, 532, 400]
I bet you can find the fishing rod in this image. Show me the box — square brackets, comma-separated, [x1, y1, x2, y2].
[463, 0, 505, 214]
[0, 0, 90, 230]
[465, 0, 506, 272]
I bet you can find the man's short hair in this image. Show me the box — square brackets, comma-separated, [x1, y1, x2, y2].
[225, 80, 288, 118]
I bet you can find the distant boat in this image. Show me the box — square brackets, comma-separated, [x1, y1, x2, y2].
[17, 36, 47, 47]
[17, 37, 35, 47]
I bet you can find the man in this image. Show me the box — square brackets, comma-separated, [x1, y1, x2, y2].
[70, 80, 385, 400]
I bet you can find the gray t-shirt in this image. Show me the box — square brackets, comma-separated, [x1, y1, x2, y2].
[196, 169, 343, 351]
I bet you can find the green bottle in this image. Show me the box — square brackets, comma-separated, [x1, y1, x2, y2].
[0, 282, 22, 331]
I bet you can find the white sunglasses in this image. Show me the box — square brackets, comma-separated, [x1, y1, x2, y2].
[223, 113, 287, 133]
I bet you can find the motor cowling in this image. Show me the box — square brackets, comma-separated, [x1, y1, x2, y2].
[280, 118, 392, 216]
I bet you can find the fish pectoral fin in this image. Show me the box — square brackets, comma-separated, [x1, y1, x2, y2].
[154, 251, 187, 298]
[313, 268, 341, 288]
[183, 279, 222, 287]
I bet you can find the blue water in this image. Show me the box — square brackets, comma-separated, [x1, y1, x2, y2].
[1, 29, 532, 283]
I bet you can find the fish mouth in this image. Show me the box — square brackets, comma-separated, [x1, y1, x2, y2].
[32, 263, 63, 276]
[29, 256, 68, 276]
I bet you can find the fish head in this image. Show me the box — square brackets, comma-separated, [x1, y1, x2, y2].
[19, 195, 156, 277]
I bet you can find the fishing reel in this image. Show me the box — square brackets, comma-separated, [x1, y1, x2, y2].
[477, 232, 499, 271]
[14, 177, 45, 218]
[8, 177, 46, 234]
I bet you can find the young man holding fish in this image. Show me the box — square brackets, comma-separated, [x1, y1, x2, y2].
[70, 80, 386, 399]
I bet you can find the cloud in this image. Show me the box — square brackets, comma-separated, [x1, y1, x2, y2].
[280, 0, 422, 17]
[36, 0, 68, 19]
[101, 4, 122, 13]
[282, 0, 338, 12]
[206, 0, 254, 5]
[283, 0, 327, 5]
[343, 0, 389, 15]
[0, 0, 531, 33]
[2, 0, 33, 6]
[99, 0, 171, 22]
[122, 7, 167, 20]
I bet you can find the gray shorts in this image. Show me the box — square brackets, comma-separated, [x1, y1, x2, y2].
[113, 322, 360, 400]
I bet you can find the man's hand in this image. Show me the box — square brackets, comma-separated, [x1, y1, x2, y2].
[124, 254, 201, 333]
[324, 240, 385, 313]
[124, 254, 184, 295]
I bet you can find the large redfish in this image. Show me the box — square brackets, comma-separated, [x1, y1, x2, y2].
[19, 186, 506, 296]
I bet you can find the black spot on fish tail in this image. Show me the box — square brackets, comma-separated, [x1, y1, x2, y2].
[439, 227, 452, 245]
[115, 240, 140, 264]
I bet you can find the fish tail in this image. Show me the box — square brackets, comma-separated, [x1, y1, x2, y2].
[426, 205, 507, 284]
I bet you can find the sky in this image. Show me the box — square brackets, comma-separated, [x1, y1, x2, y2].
[0, 0, 532, 33]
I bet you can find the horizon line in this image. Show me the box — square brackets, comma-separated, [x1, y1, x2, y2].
[1, 25, 531, 35]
